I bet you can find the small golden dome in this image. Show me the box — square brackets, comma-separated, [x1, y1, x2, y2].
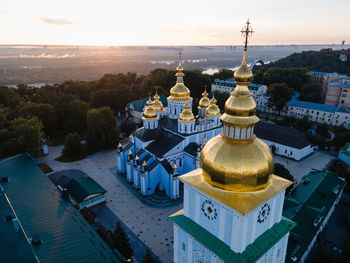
[198, 89, 210, 109]
[153, 92, 164, 112]
[179, 102, 195, 122]
[205, 96, 220, 116]
[143, 97, 157, 119]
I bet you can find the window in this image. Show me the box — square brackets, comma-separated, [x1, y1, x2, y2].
[343, 89, 348, 92]
[182, 242, 186, 251]
[342, 94, 346, 97]
[341, 100, 345, 103]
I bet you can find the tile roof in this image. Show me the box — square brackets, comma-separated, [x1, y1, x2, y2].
[255, 121, 311, 149]
[170, 210, 295, 263]
[66, 177, 106, 203]
[0, 153, 121, 263]
[283, 171, 346, 263]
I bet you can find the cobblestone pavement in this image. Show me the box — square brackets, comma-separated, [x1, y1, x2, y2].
[274, 150, 336, 183]
[39, 146, 181, 263]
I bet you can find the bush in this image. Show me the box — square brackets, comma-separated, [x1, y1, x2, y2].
[274, 163, 294, 194]
[63, 132, 82, 157]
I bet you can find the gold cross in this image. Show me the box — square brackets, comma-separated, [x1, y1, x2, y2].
[240, 19, 254, 49]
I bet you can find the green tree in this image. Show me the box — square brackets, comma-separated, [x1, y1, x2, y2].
[10, 117, 43, 155]
[0, 108, 6, 128]
[111, 221, 134, 260]
[63, 132, 82, 157]
[211, 69, 234, 81]
[0, 86, 22, 108]
[266, 83, 294, 112]
[142, 247, 157, 263]
[86, 107, 119, 150]
[274, 163, 294, 194]
[299, 82, 321, 102]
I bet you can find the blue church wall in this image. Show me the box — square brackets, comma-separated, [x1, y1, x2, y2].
[183, 153, 197, 174]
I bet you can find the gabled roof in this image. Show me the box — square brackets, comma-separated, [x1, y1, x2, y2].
[183, 142, 200, 157]
[134, 127, 162, 142]
[67, 177, 106, 203]
[283, 171, 346, 263]
[148, 159, 160, 172]
[0, 153, 121, 263]
[170, 210, 295, 263]
[255, 121, 310, 149]
[126, 96, 168, 112]
[145, 131, 184, 157]
[161, 160, 174, 174]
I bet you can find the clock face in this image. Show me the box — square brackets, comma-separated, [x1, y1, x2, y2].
[257, 203, 271, 224]
[201, 199, 217, 220]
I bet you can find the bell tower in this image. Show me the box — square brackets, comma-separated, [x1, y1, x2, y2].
[170, 20, 296, 263]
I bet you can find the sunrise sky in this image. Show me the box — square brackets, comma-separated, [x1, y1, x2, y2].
[1, 0, 349, 46]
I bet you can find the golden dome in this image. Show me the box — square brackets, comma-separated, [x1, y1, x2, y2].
[198, 89, 210, 109]
[142, 97, 157, 120]
[153, 92, 164, 112]
[200, 37, 274, 192]
[168, 58, 191, 101]
[179, 102, 195, 122]
[205, 96, 220, 116]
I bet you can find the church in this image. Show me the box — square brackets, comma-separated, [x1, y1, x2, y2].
[116, 55, 222, 199]
[170, 21, 296, 263]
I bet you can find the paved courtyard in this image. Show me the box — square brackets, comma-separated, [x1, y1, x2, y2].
[274, 150, 336, 183]
[39, 146, 181, 263]
[39, 147, 336, 262]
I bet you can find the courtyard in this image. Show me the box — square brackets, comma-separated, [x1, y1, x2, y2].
[39, 147, 337, 262]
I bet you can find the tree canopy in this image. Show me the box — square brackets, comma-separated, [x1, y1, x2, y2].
[266, 83, 294, 112]
[111, 221, 134, 260]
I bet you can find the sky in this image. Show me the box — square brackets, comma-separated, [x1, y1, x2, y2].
[0, 0, 349, 46]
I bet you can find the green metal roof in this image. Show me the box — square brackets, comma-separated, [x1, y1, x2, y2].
[66, 177, 106, 203]
[0, 193, 39, 263]
[170, 210, 295, 263]
[340, 142, 350, 158]
[126, 96, 168, 112]
[283, 171, 346, 263]
[0, 153, 122, 263]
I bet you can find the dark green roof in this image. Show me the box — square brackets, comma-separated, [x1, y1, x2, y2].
[126, 96, 168, 112]
[170, 210, 295, 263]
[66, 177, 106, 203]
[283, 171, 346, 263]
[0, 153, 122, 263]
[0, 193, 38, 263]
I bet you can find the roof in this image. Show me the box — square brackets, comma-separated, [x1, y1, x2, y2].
[255, 121, 311, 149]
[212, 77, 263, 91]
[0, 153, 121, 263]
[0, 193, 38, 263]
[287, 99, 338, 113]
[170, 209, 296, 263]
[134, 127, 162, 142]
[48, 169, 87, 187]
[126, 96, 168, 112]
[148, 159, 160, 172]
[329, 77, 350, 88]
[161, 160, 174, 174]
[183, 142, 200, 157]
[145, 130, 184, 157]
[67, 177, 106, 203]
[283, 171, 346, 263]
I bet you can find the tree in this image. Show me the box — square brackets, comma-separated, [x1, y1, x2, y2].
[299, 82, 321, 102]
[63, 133, 81, 157]
[142, 247, 158, 263]
[211, 69, 234, 81]
[111, 221, 133, 260]
[86, 107, 119, 150]
[266, 83, 294, 112]
[10, 117, 43, 155]
[0, 86, 22, 108]
[274, 163, 294, 194]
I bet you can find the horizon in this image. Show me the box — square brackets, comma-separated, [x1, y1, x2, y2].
[1, 0, 349, 46]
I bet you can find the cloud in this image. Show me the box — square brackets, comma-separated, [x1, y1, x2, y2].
[37, 17, 75, 25]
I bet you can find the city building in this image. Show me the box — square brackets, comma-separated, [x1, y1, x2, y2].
[339, 142, 350, 166]
[256, 93, 350, 128]
[211, 77, 267, 99]
[117, 56, 222, 199]
[0, 153, 124, 263]
[255, 121, 315, 161]
[309, 71, 350, 105]
[66, 177, 107, 209]
[283, 171, 346, 263]
[125, 95, 168, 122]
[171, 27, 296, 263]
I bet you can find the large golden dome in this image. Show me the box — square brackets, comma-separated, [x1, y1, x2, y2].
[153, 92, 164, 112]
[168, 59, 191, 101]
[198, 89, 210, 109]
[179, 102, 195, 122]
[143, 97, 157, 120]
[205, 96, 220, 117]
[200, 44, 274, 192]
